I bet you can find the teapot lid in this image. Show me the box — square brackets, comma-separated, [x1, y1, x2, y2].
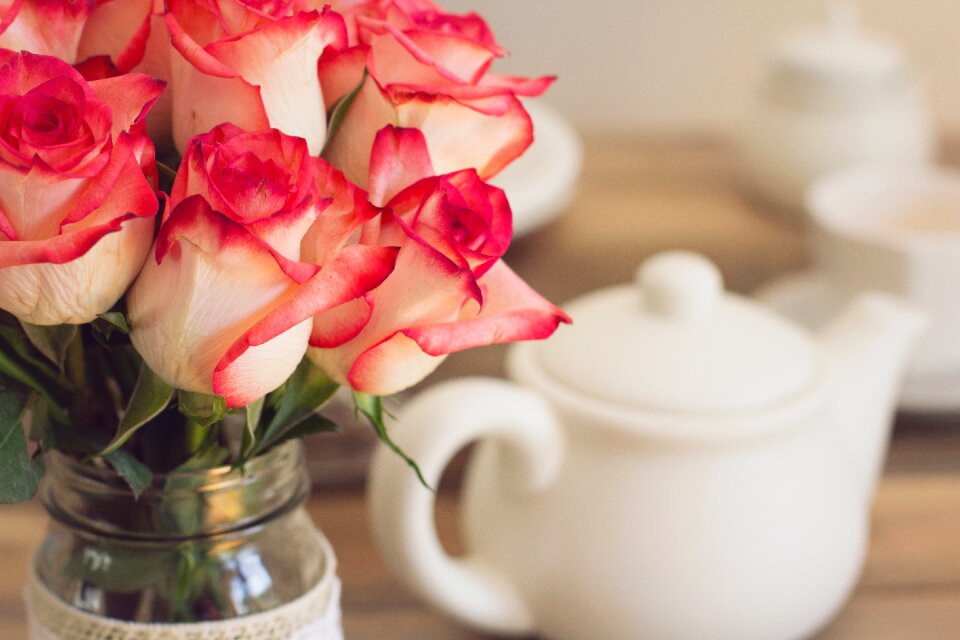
[534, 252, 818, 414]
[770, 2, 910, 93]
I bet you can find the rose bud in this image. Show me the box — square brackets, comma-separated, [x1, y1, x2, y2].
[308, 127, 569, 396]
[165, 1, 347, 155]
[0, 51, 163, 325]
[128, 124, 397, 407]
[320, 0, 553, 189]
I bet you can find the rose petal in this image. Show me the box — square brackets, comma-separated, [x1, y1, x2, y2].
[404, 260, 571, 355]
[88, 73, 166, 141]
[0, 50, 92, 98]
[321, 75, 396, 188]
[74, 55, 122, 81]
[156, 195, 318, 285]
[324, 77, 533, 184]
[204, 10, 347, 154]
[344, 331, 445, 395]
[342, 260, 569, 395]
[309, 234, 480, 390]
[397, 92, 533, 179]
[0, 211, 133, 268]
[76, 0, 154, 72]
[0, 0, 94, 62]
[0, 214, 153, 324]
[216, 242, 398, 406]
[367, 125, 434, 206]
[129, 196, 307, 399]
[310, 296, 372, 348]
[212, 319, 313, 408]
[171, 124, 318, 273]
[365, 23, 494, 87]
[60, 132, 158, 229]
[0, 163, 88, 241]
[304, 157, 380, 265]
[387, 169, 512, 277]
[168, 51, 268, 154]
[165, 0, 228, 50]
[0, 127, 157, 261]
[317, 45, 367, 110]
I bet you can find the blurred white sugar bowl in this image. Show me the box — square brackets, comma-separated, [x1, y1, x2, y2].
[809, 164, 960, 380]
[739, 3, 934, 213]
[758, 163, 960, 411]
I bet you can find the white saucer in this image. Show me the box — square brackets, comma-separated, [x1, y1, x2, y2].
[492, 100, 583, 237]
[755, 271, 960, 414]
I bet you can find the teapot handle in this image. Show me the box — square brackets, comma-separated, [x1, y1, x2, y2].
[367, 377, 564, 636]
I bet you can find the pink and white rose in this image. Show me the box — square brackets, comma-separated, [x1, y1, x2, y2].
[77, 0, 174, 148]
[128, 123, 398, 407]
[0, 1, 174, 147]
[319, 0, 552, 190]
[0, 0, 96, 62]
[0, 50, 163, 325]
[308, 126, 569, 395]
[165, 0, 347, 155]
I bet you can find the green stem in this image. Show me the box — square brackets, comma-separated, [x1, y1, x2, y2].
[64, 330, 86, 390]
[184, 418, 207, 458]
[64, 330, 97, 437]
[182, 417, 222, 466]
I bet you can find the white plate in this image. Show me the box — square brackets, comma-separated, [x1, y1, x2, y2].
[492, 101, 583, 237]
[755, 271, 960, 414]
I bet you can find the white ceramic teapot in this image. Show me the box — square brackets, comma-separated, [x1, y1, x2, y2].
[367, 251, 925, 640]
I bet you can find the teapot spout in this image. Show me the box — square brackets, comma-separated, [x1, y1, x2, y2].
[819, 293, 927, 503]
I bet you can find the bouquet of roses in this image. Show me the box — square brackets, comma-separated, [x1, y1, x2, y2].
[0, 0, 568, 503]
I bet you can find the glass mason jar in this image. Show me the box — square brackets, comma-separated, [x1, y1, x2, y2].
[29, 441, 339, 635]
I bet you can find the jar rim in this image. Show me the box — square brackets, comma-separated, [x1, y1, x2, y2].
[44, 440, 300, 500]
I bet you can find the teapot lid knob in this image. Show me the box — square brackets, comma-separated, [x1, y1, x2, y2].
[529, 250, 819, 415]
[639, 251, 722, 322]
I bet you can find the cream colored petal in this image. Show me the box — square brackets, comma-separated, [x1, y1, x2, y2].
[0, 216, 153, 325]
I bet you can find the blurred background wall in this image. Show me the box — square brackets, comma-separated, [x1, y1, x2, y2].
[442, 0, 960, 137]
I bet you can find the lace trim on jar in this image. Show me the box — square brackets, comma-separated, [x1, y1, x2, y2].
[26, 532, 343, 640]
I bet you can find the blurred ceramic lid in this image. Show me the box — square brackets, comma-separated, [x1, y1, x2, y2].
[769, 2, 913, 99]
[533, 251, 818, 414]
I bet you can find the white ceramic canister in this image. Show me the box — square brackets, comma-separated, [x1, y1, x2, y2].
[739, 3, 934, 213]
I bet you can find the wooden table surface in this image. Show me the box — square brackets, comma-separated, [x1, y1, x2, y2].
[3, 137, 960, 639]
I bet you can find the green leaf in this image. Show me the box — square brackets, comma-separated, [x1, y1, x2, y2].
[93, 312, 130, 339]
[0, 326, 71, 424]
[103, 344, 141, 400]
[0, 378, 43, 503]
[242, 396, 264, 458]
[321, 69, 367, 156]
[0, 347, 45, 392]
[20, 322, 77, 371]
[353, 392, 431, 490]
[99, 363, 175, 457]
[105, 449, 153, 498]
[27, 395, 51, 444]
[178, 391, 227, 428]
[257, 359, 338, 455]
[269, 413, 338, 447]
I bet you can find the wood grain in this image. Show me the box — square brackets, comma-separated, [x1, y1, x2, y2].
[2, 475, 959, 639]
[2, 138, 960, 638]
